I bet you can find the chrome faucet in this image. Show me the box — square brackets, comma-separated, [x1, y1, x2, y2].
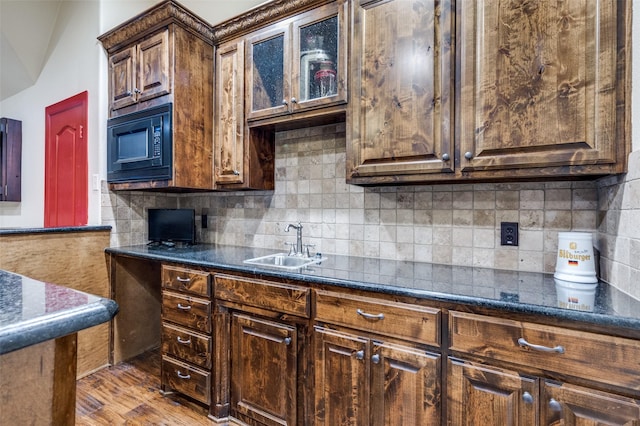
[285, 222, 303, 256]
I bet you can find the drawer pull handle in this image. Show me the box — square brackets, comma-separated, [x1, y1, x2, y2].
[371, 354, 381, 364]
[517, 337, 564, 354]
[522, 392, 534, 404]
[176, 336, 191, 345]
[176, 370, 191, 380]
[355, 350, 365, 360]
[177, 303, 192, 311]
[283, 337, 292, 346]
[357, 309, 385, 320]
[176, 276, 191, 283]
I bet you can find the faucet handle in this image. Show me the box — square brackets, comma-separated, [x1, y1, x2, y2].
[303, 244, 315, 258]
[285, 242, 297, 256]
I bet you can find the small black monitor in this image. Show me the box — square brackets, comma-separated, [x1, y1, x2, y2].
[148, 208, 195, 244]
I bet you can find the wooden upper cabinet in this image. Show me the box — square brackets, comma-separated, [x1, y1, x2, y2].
[215, 39, 246, 186]
[457, 0, 629, 178]
[246, 0, 348, 121]
[108, 30, 170, 113]
[99, 0, 214, 191]
[347, 0, 455, 184]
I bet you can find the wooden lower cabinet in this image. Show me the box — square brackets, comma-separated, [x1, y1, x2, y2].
[314, 326, 441, 426]
[447, 358, 539, 425]
[230, 313, 298, 426]
[448, 357, 640, 425]
[541, 381, 640, 425]
[213, 273, 311, 425]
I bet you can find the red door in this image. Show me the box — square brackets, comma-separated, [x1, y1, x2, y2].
[44, 91, 88, 227]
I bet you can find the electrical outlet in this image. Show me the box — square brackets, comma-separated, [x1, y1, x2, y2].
[500, 222, 519, 246]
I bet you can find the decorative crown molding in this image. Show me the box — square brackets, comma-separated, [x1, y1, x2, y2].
[212, 0, 330, 42]
[98, 0, 213, 52]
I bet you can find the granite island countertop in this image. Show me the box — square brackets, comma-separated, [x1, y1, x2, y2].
[106, 244, 640, 333]
[0, 270, 119, 355]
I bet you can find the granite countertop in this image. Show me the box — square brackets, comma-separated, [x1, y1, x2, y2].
[0, 270, 119, 355]
[106, 244, 640, 332]
[0, 225, 112, 236]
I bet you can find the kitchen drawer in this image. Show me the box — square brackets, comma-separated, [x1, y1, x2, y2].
[162, 355, 211, 405]
[162, 323, 212, 369]
[315, 289, 441, 347]
[449, 311, 640, 390]
[162, 291, 211, 333]
[214, 274, 311, 318]
[162, 265, 211, 297]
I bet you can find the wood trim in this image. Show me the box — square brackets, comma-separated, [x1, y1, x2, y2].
[213, 0, 333, 43]
[98, 0, 214, 52]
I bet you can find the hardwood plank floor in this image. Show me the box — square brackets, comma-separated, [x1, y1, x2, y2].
[76, 349, 213, 425]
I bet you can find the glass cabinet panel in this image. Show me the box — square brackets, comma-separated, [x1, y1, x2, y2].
[251, 34, 285, 112]
[299, 15, 338, 102]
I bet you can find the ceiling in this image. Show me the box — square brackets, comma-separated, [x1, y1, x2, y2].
[0, 0, 63, 101]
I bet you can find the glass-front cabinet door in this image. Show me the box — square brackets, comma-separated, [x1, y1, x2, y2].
[247, 24, 290, 120]
[247, 0, 347, 121]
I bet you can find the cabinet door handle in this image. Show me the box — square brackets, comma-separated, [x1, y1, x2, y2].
[356, 309, 384, 320]
[176, 370, 191, 380]
[522, 392, 534, 404]
[442, 153, 450, 161]
[176, 276, 191, 283]
[291, 97, 297, 104]
[134, 87, 142, 94]
[355, 350, 365, 360]
[282, 99, 289, 106]
[549, 398, 562, 411]
[177, 303, 192, 311]
[371, 354, 381, 364]
[464, 151, 473, 160]
[283, 337, 292, 346]
[233, 170, 240, 175]
[125, 91, 133, 96]
[176, 336, 191, 345]
[517, 337, 564, 354]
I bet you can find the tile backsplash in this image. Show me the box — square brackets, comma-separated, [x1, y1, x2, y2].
[104, 122, 602, 277]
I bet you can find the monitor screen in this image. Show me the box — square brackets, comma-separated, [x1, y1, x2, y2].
[148, 208, 195, 244]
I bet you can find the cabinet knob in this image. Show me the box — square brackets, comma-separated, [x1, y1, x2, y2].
[355, 350, 365, 360]
[522, 392, 534, 404]
[442, 153, 450, 161]
[125, 91, 133, 96]
[283, 337, 292, 346]
[549, 398, 562, 411]
[233, 170, 240, 176]
[464, 151, 473, 160]
[291, 97, 297, 104]
[282, 99, 289, 106]
[134, 88, 142, 94]
[371, 354, 380, 364]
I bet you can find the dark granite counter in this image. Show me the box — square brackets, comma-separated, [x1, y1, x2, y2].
[106, 244, 640, 332]
[0, 225, 111, 236]
[0, 270, 119, 355]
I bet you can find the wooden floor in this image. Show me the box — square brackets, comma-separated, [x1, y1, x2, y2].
[76, 349, 213, 425]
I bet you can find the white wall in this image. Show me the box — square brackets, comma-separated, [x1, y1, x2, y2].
[0, 0, 264, 228]
[0, 1, 102, 227]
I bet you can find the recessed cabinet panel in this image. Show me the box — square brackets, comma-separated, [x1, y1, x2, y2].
[347, 0, 454, 183]
[137, 30, 171, 103]
[448, 358, 539, 425]
[458, 0, 620, 173]
[215, 39, 245, 185]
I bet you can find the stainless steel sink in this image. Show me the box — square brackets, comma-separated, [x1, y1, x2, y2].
[243, 253, 324, 270]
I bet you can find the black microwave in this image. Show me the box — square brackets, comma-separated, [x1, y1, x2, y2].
[107, 103, 172, 183]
